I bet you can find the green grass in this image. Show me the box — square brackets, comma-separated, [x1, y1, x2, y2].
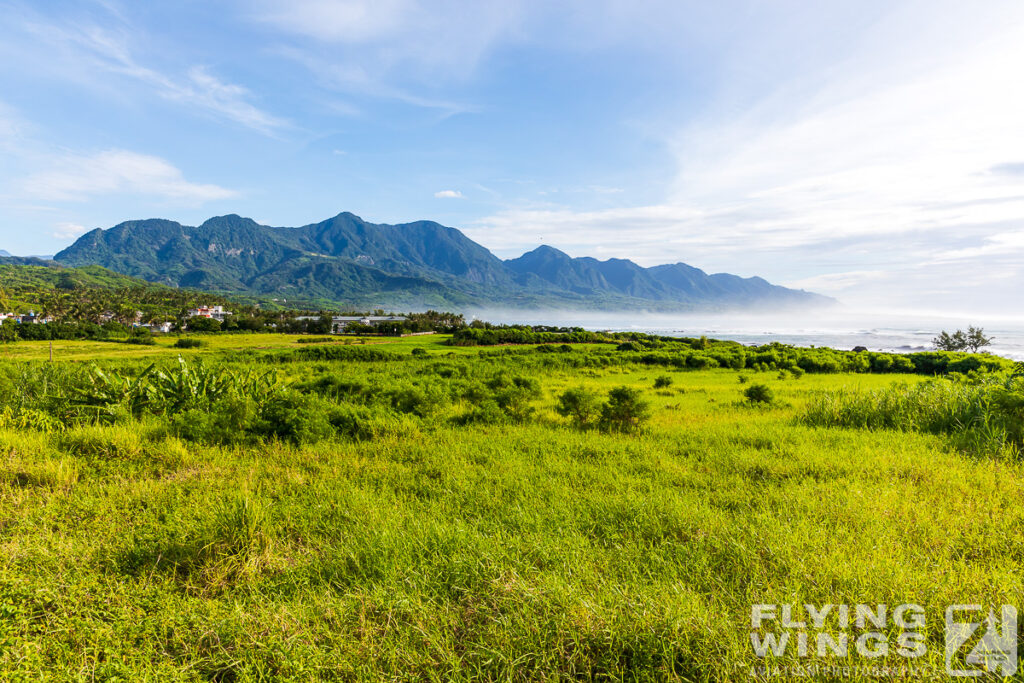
[0, 339, 1021, 680]
[0, 333, 456, 362]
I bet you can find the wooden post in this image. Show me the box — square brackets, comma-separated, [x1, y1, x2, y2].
[49, 340, 53, 362]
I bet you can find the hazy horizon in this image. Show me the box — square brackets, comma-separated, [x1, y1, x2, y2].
[472, 306, 1024, 360]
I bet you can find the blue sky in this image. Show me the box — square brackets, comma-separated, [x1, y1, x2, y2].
[1, 0, 1022, 313]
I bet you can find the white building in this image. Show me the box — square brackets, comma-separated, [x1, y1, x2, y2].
[187, 305, 232, 321]
[294, 315, 408, 334]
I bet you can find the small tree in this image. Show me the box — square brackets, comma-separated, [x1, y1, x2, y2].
[599, 386, 651, 433]
[556, 387, 602, 427]
[932, 330, 967, 351]
[965, 326, 992, 353]
[653, 375, 673, 389]
[744, 383, 774, 404]
[933, 326, 992, 353]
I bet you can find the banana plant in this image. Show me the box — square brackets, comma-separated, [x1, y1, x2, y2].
[72, 363, 158, 420]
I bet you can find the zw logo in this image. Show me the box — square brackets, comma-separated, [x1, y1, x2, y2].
[945, 605, 1017, 677]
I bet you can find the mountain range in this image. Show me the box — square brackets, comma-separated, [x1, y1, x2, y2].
[50, 212, 832, 311]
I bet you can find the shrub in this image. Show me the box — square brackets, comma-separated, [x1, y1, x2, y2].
[174, 338, 202, 349]
[301, 375, 369, 402]
[457, 399, 506, 425]
[186, 317, 222, 333]
[125, 330, 156, 345]
[390, 385, 445, 418]
[411, 347, 427, 356]
[328, 404, 383, 440]
[653, 375, 673, 389]
[493, 387, 537, 422]
[169, 399, 256, 445]
[744, 383, 774, 404]
[556, 387, 602, 427]
[599, 386, 651, 433]
[256, 393, 335, 445]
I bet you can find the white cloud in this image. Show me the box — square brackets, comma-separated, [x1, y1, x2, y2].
[782, 270, 890, 294]
[470, 2, 1024, 310]
[252, 0, 523, 113]
[176, 66, 288, 135]
[21, 20, 287, 135]
[253, 0, 522, 75]
[255, 0, 417, 44]
[434, 190, 464, 199]
[23, 150, 237, 203]
[52, 222, 89, 240]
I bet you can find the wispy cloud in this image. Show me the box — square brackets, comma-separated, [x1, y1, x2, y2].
[272, 45, 477, 116]
[434, 189, 464, 199]
[252, 0, 523, 76]
[20, 17, 287, 135]
[471, 2, 1024, 310]
[23, 149, 237, 203]
[989, 162, 1024, 177]
[51, 222, 90, 240]
[250, 0, 523, 114]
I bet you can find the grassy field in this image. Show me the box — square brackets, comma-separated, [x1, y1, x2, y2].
[0, 335, 1021, 680]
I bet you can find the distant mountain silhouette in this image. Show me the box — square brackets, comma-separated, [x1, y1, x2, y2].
[54, 212, 833, 310]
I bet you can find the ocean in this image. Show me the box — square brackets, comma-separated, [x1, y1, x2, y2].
[477, 308, 1024, 361]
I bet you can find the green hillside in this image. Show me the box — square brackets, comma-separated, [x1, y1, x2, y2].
[0, 260, 236, 319]
[53, 212, 835, 311]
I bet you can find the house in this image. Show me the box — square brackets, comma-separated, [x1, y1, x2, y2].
[187, 305, 232, 321]
[17, 311, 53, 324]
[294, 315, 408, 334]
[135, 321, 173, 333]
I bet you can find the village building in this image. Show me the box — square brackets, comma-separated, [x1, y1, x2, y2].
[294, 315, 408, 334]
[186, 305, 233, 321]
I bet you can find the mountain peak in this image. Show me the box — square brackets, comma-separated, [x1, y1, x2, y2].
[531, 244, 570, 257]
[53, 210, 833, 310]
[199, 214, 261, 230]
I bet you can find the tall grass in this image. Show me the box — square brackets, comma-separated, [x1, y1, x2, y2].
[802, 374, 1024, 457]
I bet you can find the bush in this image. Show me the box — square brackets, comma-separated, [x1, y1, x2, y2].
[169, 398, 256, 445]
[556, 387, 602, 427]
[174, 338, 202, 349]
[411, 347, 427, 356]
[599, 386, 651, 433]
[653, 375, 673, 389]
[457, 399, 506, 425]
[744, 383, 774, 404]
[390, 385, 445, 418]
[186, 317, 222, 333]
[125, 330, 156, 346]
[256, 393, 335, 445]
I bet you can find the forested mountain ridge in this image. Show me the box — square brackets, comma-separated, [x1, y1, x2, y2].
[53, 212, 833, 310]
